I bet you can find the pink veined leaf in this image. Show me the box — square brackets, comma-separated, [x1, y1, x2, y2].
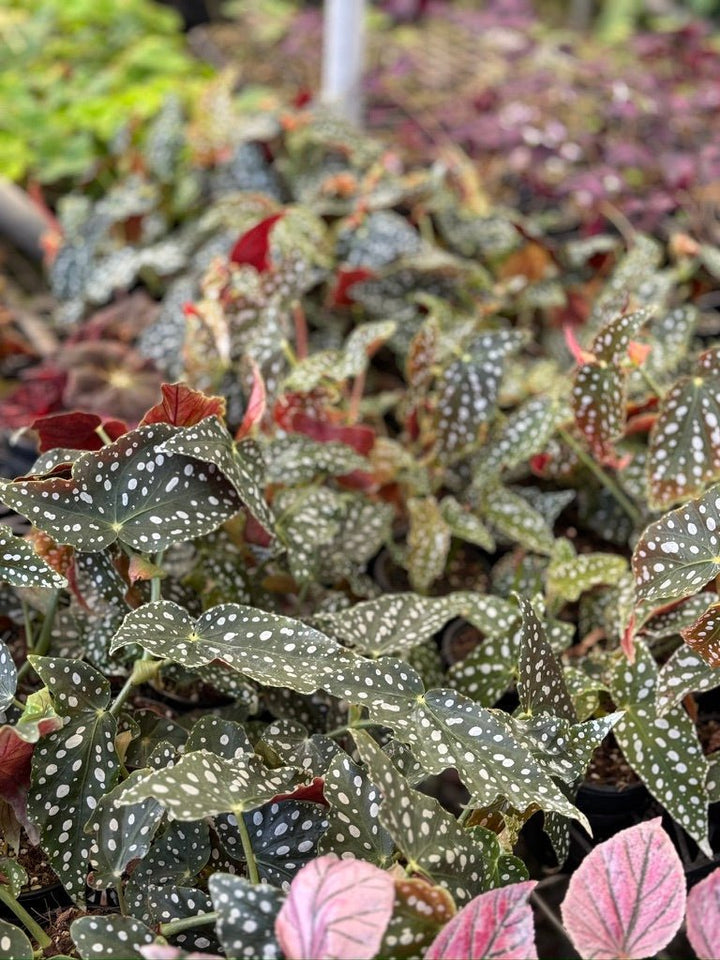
[424, 880, 538, 960]
[235, 361, 267, 441]
[274, 853, 395, 960]
[561, 819, 685, 960]
[685, 867, 720, 960]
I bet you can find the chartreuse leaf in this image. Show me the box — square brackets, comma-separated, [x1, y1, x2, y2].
[0, 525, 68, 588]
[425, 881, 538, 960]
[648, 347, 720, 509]
[275, 854, 395, 960]
[0, 919, 32, 960]
[546, 539, 627, 603]
[561, 820, 685, 960]
[609, 640, 710, 854]
[71, 915, 157, 960]
[353, 731, 496, 904]
[111, 600, 338, 693]
[116, 749, 298, 821]
[516, 597, 575, 721]
[208, 874, 283, 960]
[318, 754, 394, 865]
[380, 877, 456, 960]
[85, 770, 165, 889]
[632, 484, 720, 605]
[159, 418, 273, 532]
[406, 496, 451, 592]
[314, 594, 459, 659]
[686, 868, 720, 960]
[1, 424, 241, 552]
[681, 601, 720, 667]
[481, 484, 555, 555]
[27, 657, 118, 903]
[656, 646, 720, 715]
[0, 642, 16, 715]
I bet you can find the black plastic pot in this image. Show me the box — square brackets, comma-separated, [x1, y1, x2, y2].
[575, 779, 652, 841]
[0, 883, 71, 925]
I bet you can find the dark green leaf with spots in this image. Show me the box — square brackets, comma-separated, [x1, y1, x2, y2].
[481, 485, 555, 555]
[71, 915, 156, 960]
[516, 598, 576, 721]
[406, 496, 451, 593]
[353, 731, 495, 904]
[0, 858, 26, 897]
[146, 884, 213, 930]
[319, 654, 424, 732]
[208, 873, 283, 960]
[265, 435, 368, 485]
[440, 497, 495, 553]
[656, 646, 720, 715]
[448, 633, 517, 707]
[318, 754, 394, 865]
[0, 425, 240, 553]
[86, 771, 165, 889]
[29, 656, 110, 715]
[115, 749, 298, 821]
[609, 639, 710, 855]
[546, 541, 628, 603]
[0, 643, 16, 715]
[256, 719, 340, 774]
[111, 600, 339, 694]
[380, 878, 456, 960]
[159, 417, 273, 532]
[0, 525, 68, 589]
[125, 710, 188, 770]
[632, 485, 720, 605]
[0, 919, 32, 960]
[186, 716, 253, 761]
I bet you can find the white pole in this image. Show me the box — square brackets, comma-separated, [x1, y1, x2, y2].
[321, 0, 366, 127]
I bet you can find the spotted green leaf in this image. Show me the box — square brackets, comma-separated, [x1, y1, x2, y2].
[0, 525, 68, 589]
[158, 417, 273, 532]
[516, 597, 575, 721]
[589, 236, 662, 326]
[572, 362, 626, 463]
[124, 710, 188, 769]
[314, 594, 458, 659]
[319, 654, 424, 731]
[0, 425, 240, 552]
[185, 715, 253, 760]
[111, 600, 338, 694]
[256, 719, 340, 774]
[0, 859, 26, 898]
[318, 753, 394, 865]
[146, 886, 214, 950]
[28, 709, 118, 902]
[353, 731, 495, 904]
[481, 485, 555, 555]
[648, 348, 720, 509]
[265, 436, 368, 485]
[380, 878, 456, 960]
[477, 395, 566, 480]
[406, 496, 451, 593]
[448, 633, 517, 707]
[0, 643, 16, 715]
[609, 639, 710, 855]
[632, 485, 720, 604]
[275, 487, 343, 585]
[681, 602, 720, 667]
[505, 712, 621, 784]
[71, 915, 157, 960]
[656, 646, 720, 715]
[591, 308, 652, 364]
[0, 919, 32, 960]
[640, 592, 717, 641]
[546, 540, 628, 603]
[85, 771, 165, 889]
[115, 749, 298, 820]
[440, 497, 495, 552]
[208, 874, 282, 960]
[231, 800, 329, 888]
[29, 656, 110, 715]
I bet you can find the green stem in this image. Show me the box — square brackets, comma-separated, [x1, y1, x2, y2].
[0, 889, 52, 949]
[458, 805, 474, 826]
[236, 812, 260, 885]
[637, 365, 664, 399]
[95, 425, 113, 446]
[325, 718, 378, 739]
[21, 599, 34, 653]
[559, 428, 642, 526]
[159, 911, 218, 937]
[16, 588, 61, 682]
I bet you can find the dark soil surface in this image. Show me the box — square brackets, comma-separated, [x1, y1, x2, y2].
[583, 733, 640, 790]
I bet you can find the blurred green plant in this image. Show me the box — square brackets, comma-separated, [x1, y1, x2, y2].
[0, 0, 212, 185]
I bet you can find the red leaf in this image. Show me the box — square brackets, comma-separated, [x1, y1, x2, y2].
[686, 867, 720, 960]
[32, 411, 127, 453]
[275, 854, 395, 960]
[0, 368, 67, 428]
[229, 213, 285, 272]
[234, 361, 267, 441]
[561, 819, 685, 960]
[271, 776, 327, 806]
[244, 514, 273, 548]
[329, 268, 374, 307]
[0, 718, 62, 835]
[424, 881, 538, 960]
[140, 383, 227, 428]
[290, 412, 375, 456]
[621, 613, 636, 663]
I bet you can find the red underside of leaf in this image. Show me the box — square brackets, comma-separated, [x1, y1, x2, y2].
[32, 411, 128, 452]
[140, 382, 227, 428]
[329, 268, 375, 307]
[229, 213, 285, 272]
[271, 776, 327, 806]
[234, 361, 267, 441]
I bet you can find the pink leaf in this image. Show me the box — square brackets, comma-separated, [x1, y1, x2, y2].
[234, 361, 267, 441]
[274, 853, 395, 960]
[424, 881, 538, 960]
[686, 868, 720, 960]
[561, 819, 685, 959]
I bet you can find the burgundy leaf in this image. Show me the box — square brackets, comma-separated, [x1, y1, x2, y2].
[140, 383, 227, 429]
[274, 853, 394, 960]
[424, 881, 538, 960]
[230, 213, 284, 272]
[32, 412, 127, 453]
[686, 867, 720, 960]
[561, 819, 685, 959]
[330, 268, 375, 307]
